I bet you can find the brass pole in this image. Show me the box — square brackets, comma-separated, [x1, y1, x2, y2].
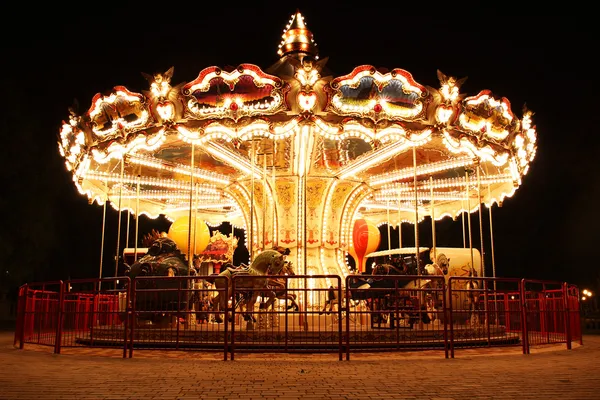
[250, 138, 255, 262]
[430, 176, 436, 262]
[99, 192, 107, 291]
[263, 148, 267, 250]
[397, 189, 402, 249]
[466, 171, 474, 274]
[303, 175, 307, 272]
[272, 139, 277, 246]
[412, 146, 420, 275]
[462, 199, 466, 248]
[387, 200, 391, 251]
[125, 198, 131, 249]
[193, 183, 199, 265]
[187, 144, 195, 272]
[134, 173, 140, 263]
[303, 145, 308, 276]
[114, 160, 124, 279]
[476, 163, 485, 278]
[488, 184, 497, 291]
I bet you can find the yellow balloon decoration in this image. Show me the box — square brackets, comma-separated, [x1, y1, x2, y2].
[167, 216, 210, 257]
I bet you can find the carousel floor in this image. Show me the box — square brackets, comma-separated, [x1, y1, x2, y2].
[74, 314, 521, 350]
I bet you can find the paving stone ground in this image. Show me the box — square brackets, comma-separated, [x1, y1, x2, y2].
[1, 330, 599, 400]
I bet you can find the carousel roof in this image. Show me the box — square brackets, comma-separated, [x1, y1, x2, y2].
[57, 10, 537, 228]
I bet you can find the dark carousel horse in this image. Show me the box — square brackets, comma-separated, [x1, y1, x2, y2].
[259, 261, 300, 312]
[205, 249, 288, 324]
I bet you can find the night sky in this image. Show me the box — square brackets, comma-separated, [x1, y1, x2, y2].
[1, 6, 597, 291]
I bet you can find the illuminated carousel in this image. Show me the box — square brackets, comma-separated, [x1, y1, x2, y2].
[58, 11, 537, 283]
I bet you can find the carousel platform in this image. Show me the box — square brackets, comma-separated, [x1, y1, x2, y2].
[74, 313, 521, 350]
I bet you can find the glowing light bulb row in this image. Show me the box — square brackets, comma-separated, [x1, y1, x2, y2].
[381, 173, 513, 193]
[321, 180, 339, 245]
[297, 175, 305, 268]
[458, 114, 509, 141]
[187, 69, 276, 93]
[371, 191, 477, 202]
[108, 190, 223, 201]
[337, 135, 431, 180]
[188, 94, 281, 116]
[91, 110, 150, 137]
[234, 182, 258, 253]
[126, 154, 230, 185]
[83, 171, 219, 193]
[513, 114, 537, 170]
[335, 69, 424, 96]
[91, 131, 166, 165]
[88, 90, 143, 119]
[314, 119, 415, 145]
[441, 132, 508, 167]
[464, 95, 513, 123]
[369, 156, 474, 186]
[340, 185, 369, 250]
[163, 201, 236, 213]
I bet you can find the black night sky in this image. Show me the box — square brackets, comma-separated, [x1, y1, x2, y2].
[1, 6, 598, 294]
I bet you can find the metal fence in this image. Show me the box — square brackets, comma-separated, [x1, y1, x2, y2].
[14, 275, 582, 360]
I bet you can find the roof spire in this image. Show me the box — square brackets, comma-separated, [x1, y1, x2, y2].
[277, 10, 319, 59]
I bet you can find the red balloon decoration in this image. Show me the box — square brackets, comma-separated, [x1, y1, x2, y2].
[350, 219, 381, 273]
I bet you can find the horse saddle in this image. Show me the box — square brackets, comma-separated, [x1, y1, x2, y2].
[226, 265, 251, 277]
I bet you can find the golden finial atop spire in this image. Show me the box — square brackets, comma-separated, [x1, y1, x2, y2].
[277, 10, 319, 59]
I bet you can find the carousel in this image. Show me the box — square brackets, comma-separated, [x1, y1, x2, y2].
[58, 11, 536, 283]
[30, 11, 572, 356]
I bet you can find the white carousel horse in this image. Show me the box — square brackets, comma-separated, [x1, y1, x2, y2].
[466, 266, 481, 325]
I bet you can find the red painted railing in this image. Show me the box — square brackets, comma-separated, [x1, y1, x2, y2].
[14, 275, 581, 360]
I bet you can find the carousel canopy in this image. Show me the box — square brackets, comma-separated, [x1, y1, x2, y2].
[57, 11, 537, 275]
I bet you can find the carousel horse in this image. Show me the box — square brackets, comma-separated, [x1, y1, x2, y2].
[466, 265, 481, 325]
[124, 235, 190, 326]
[259, 261, 299, 312]
[369, 258, 441, 326]
[207, 249, 287, 324]
[368, 262, 411, 325]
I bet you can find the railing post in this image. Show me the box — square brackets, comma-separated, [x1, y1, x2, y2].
[442, 278, 448, 359]
[176, 278, 181, 350]
[19, 285, 28, 349]
[285, 276, 290, 354]
[504, 293, 510, 332]
[448, 277, 455, 358]
[520, 279, 529, 354]
[485, 280, 491, 346]
[337, 278, 343, 361]
[345, 276, 351, 361]
[230, 277, 236, 361]
[14, 286, 25, 348]
[54, 281, 65, 354]
[129, 278, 136, 358]
[563, 282, 572, 350]
[123, 278, 130, 359]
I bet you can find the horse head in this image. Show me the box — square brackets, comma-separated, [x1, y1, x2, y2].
[128, 237, 188, 280]
[372, 264, 392, 276]
[424, 263, 444, 276]
[282, 261, 296, 276]
[250, 250, 285, 275]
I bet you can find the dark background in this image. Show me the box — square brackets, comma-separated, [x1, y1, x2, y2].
[1, 5, 597, 295]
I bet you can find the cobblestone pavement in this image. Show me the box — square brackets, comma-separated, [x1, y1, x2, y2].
[1, 331, 599, 400]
